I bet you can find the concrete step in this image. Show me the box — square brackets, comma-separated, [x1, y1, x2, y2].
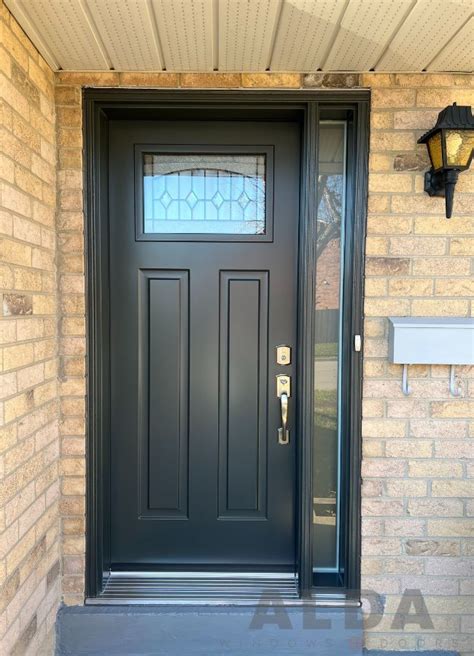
[56, 605, 364, 656]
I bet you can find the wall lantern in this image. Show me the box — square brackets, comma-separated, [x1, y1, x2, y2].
[418, 103, 474, 218]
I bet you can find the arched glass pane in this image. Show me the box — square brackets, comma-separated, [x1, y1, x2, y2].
[143, 154, 266, 235]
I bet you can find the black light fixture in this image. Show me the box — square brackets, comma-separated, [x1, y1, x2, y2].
[418, 103, 474, 218]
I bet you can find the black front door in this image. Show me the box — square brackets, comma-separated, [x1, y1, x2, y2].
[109, 119, 301, 570]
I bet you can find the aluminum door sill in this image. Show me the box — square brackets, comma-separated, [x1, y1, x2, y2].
[85, 571, 360, 607]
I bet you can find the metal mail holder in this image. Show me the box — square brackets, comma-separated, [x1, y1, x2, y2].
[388, 317, 474, 397]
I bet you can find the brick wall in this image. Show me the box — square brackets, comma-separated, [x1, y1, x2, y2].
[0, 3, 60, 654]
[360, 73, 473, 655]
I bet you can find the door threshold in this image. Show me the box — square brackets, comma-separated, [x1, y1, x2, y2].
[88, 571, 300, 605]
[86, 571, 361, 607]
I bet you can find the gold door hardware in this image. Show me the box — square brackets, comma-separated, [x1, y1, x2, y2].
[276, 345, 291, 365]
[276, 374, 291, 445]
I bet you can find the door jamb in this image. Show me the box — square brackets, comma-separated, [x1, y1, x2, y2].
[83, 89, 369, 601]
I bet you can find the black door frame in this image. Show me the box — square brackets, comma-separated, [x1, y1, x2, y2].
[84, 89, 369, 601]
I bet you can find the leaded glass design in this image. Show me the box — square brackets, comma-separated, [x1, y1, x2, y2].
[143, 154, 266, 234]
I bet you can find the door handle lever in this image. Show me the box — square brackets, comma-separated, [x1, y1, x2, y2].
[276, 375, 291, 445]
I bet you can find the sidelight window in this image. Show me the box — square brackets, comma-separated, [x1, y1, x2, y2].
[313, 121, 347, 586]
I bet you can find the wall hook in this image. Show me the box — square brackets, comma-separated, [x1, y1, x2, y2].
[402, 364, 411, 396]
[449, 365, 461, 397]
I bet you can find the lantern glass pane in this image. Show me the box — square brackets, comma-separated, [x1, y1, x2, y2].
[427, 132, 443, 170]
[445, 130, 474, 168]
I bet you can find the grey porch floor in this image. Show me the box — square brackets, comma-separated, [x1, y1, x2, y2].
[55, 604, 364, 656]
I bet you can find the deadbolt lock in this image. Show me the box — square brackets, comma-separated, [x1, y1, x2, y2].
[276, 345, 291, 365]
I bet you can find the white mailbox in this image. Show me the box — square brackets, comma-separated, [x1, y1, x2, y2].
[388, 317, 474, 396]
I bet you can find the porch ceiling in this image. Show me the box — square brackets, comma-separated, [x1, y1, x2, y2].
[5, 0, 473, 74]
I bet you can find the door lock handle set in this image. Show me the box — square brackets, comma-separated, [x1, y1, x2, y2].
[276, 346, 291, 444]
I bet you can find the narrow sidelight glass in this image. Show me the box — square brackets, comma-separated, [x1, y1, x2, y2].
[313, 121, 347, 580]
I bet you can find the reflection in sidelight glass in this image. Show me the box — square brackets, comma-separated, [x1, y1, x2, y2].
[313, 122, 346, 578]
[143, 153, 266, 234]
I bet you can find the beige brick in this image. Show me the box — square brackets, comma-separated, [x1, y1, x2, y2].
[366, 236, 389, 255]
[391, 194, 442, 214]
[364, 298, 410, 316]
[241, 73, 300, 88]
[367, 215, 412, 235]
[372, 89, 416, 108]
[6, 525, 36, 574]
[414, 216, 474, 235]
[56, 106, 81, 128]
[389, 236, 446, 256]
[388, 278, 433, 296]
[408, 461, 463, 478]
[427, 520, 474, 537]
[384, 519, 426, 536]
[362, 499, 404, 516]
[431, 400, 474, 418]
[365, 257, 410, 276]
[364, 338, 388, 358]
[370, 131, 416, 151]
[1, 182, 32, 218]
[363, 439, 384, 457]
[54, 86, 80, 105]
[371, 111, 394, 128]
[368, 195, 390, 213]
[4, 392, 35, 423]
[60, 317, 85, 336]
[0, 238, 32, 267]
[362, 538, 401, 555]
[386, 440, 432, 458]
[180, 73, 241, 88]
[411, 299, 469, 316]
[362, 459, 406, 478]
[404, 539, 460, 557]
[57, 71, 119, 86]
[368, 153, 393, 172]
[450, 238, 474, 256]
[118, 72, 179, 87]
[412, 257, 471, 276]
[394, 73, 472, 87]
[393, 109, 439, 129]
[58, 149, 82, 169]
[408, 499, 463, 517]
[365, 279, 387, 297]
[3, 342, 35, 371]
[387, 398, 428, 418]
[385, 480, 427, 497]
[362, 399, 385, 418]
[431, 480, 473, 497]
[364, 318, 386, 338]
[416, 88, 474, 107]
[32, 294, 55, 315]
[369, 174, 412, 193]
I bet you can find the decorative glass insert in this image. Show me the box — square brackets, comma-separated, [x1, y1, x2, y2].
[143, 154, 266, 234]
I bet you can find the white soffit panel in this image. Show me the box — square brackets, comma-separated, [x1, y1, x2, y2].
[86, 0, 162, 71]
[324, 0, 414, 71]
[271, 0, 346, 71]
[7, 0, 109, 70]
[377, 0, 473, 71]
[151, 0, 213, 71]
[428, 17, 474, 71]
[218, 0, 281, 71]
